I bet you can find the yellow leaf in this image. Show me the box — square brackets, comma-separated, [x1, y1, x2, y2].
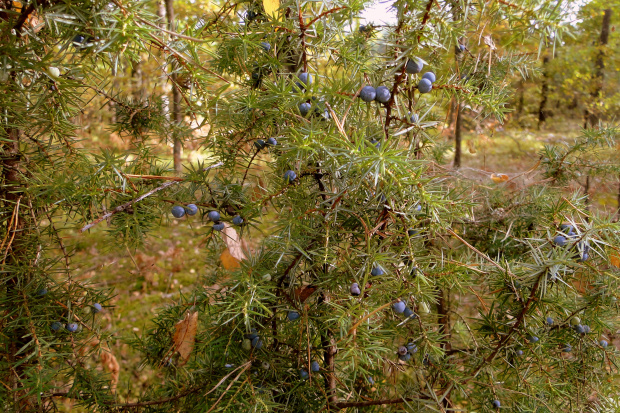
[220, 248, 241, 270]
[491, 173, 509, 183]
[173, 312, 198, 366]
[263, 0, 280, 18]
[611, 252, 620, 268]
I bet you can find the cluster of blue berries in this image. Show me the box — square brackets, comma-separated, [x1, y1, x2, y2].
[42, 287, 102, 333]
[172, 204, 244, 231]
[171, 204, 198, 219]
[392, 299, 417, 319]
[396, 342, 417, 362]
[552, 224, 589, 261]
[254, 137, 277, 150]
[358, 85, 391, 103]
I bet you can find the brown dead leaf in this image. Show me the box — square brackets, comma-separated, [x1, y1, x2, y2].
[220, 222, 246, 261]
[483, 35, 497, 50]
[173, 311, 198, 366]
[220, 248, 241, 270]
[491, 173, 509, 183]
[100, 350, 120, 392]
[294, 285, 317, 303]
[611, 252, 620, 268]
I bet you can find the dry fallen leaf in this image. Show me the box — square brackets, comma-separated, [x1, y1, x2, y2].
[294, 285, 317, 303]
[173, 311, 198, 366]
[220, 248, 241, 270]
[100, 350, 120, 392]
[611, 252, 620, 268]
[483, 35, 497, 50]
[220, 222, 247, 261]
[491, 173, 509, 183]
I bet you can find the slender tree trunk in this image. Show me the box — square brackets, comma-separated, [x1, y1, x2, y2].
[585, 9, 611, 128]
[453, 101, 462, 168]
[165, 0, 183, 173]
[157, 0, 170, 122]
[537, 55, 550, 130]
[584, 10, 611, 211]
[516, 79, 524, 120]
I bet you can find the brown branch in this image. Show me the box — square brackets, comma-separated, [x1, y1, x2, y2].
[334, 396, 426, 409]
[306, 6, 347, 28]
[124, 174, 185, 181]
[418, 0, 436, 42]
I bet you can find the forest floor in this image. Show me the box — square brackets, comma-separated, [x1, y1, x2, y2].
[55, 119, 619, 408]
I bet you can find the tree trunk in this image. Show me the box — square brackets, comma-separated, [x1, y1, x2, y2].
[585, 9, 611, 128]
[165, 0, 183, 173]
[453, 101, 462, 168]
[515, 78, 524, 120]
[537, 55, 550, 130]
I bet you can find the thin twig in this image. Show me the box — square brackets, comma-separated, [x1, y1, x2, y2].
[80, 162, 222, 232]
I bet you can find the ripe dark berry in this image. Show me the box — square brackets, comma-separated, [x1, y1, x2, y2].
[367, 376, 374, 385]
[516, 349, 524, 356]
[492, 400, 501, 408]
[407, 343, 417, 353]
[38, 288, 48, 297]
[403, 307, 416, 319]
[407, 228, 419, 236]
[186, 204, 198, 216]
[574, 324, 585, 334]
[600, 340, 608, 348]
[232, 215, 244, 225]
[299, 103, 311, 117]
[310, 361, 320, 372]
[266, 137, 277, 146]
[553, 235, 567, 246]
[51, 322, 62, 331]
[546, 316, 553, 325]
[260, 42, 271, 52]
[371, 266, 384, 276]
[421, 72, 436, 83]
[299, 369, 309, 380]
[563, 344, 572, 352]
[369, 139, 380, 149]
[66, 323, 78, 333]
[359, 86, 376, 102]
[409, 113, 419, 123]
[418, 78, 432, 93]
[298, 72, 312, 87]
[213, 223, 225, 231]
[397, 346, 408, 356]
[405, 58, 423, 74]
[398, 352, 411, 361]
[254, 139, 266, 149]
[72, 34, 85, 47]
[375, 86, 391, 103]
[251, 336, 263, 349]
[284, 170, 297, 184]
[208, 211, 221, 222]
[171, 206, 186, 218]
[287, 311, 300, 321]
[350, 283, 361, 296]
[93, 303, 102, 313]
[528, 336, 539, 343]
[392, 301, 406, 313]
[245, 329, 258, 340]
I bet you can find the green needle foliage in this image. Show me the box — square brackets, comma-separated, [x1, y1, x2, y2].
[0, 0, 619, 412]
